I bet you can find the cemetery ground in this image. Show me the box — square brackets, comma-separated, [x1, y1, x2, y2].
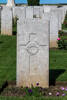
[0, 35, 67, 99]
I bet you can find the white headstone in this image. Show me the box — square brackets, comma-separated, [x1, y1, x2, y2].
[0, 7, 1, 33]
[60, 7, 66, 24]
[13, 7, 26, 20]
[17, 13, 49, 88]
[50, 11, 59, 47]
[51, 8, 62, 30]
[26, 7, 33, 19]
[1, 7, 12, 35]
[33, 6, 40, 18]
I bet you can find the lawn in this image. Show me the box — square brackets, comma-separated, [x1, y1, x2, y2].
[0, 35, 16, 88]
[0, 35, 67, 99]
[50, 48, 67, 86]
[0, 96, 67, 100]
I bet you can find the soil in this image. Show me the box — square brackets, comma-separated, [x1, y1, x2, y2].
[0, 81, 67, 97]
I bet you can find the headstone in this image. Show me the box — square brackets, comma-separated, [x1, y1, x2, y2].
[43, 6, 51, 20]
[58, 7, 66, 24]
[0, 7, 1, 33]
[63, 6, 67, 13]
[26, 7, 33, 19]
[44, 5, 57, 10]
[51, 8, 62, 30]
[1, 7, 12, 35]
[33, 6, 40, 18]
[0, 7, 1, 18]
[17, 12, 49, 88]
[13, 7, 26, 20]
[50, 10, 59, 47]
[49, 7, 66, 48]
[39, 6, 44, 18]
[57, 9, 63, 30]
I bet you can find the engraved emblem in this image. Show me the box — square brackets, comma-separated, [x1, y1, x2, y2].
[26, 42, 39, 55]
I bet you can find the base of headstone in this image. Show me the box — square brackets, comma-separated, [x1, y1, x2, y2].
[50, 41, 58, 48]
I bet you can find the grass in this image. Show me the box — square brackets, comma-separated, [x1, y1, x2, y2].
[50, 49, 67, 82]
[0, 35, 16, 88]
[0, 35, 67, 99]
[0, 96, 67, 100]
[1, 96, 67, 100]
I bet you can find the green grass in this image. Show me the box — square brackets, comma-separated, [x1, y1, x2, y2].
[0, 35, 67, 99]
[0, 35, 16, 88]
[62, 13, 67, 30]
[50, 49, 67, 82]
[0, 96, 67, 100]
[62, 27, 67, 30]
[62, 23, 67, 30]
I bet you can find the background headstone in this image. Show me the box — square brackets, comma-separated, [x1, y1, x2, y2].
[1, 7, 12, 35]
[13, 6, 26, 20]
[0, 7, 1, 33]
[33, 6, 40, 18]
[50, 10, 59, 47]
[26, 7, 33, 19]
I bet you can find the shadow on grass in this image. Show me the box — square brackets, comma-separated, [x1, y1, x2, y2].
[49, 69, 65, 86]
[0, 41, 3, 44]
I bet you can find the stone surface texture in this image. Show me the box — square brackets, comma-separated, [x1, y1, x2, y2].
[17, 7, 49, 88]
